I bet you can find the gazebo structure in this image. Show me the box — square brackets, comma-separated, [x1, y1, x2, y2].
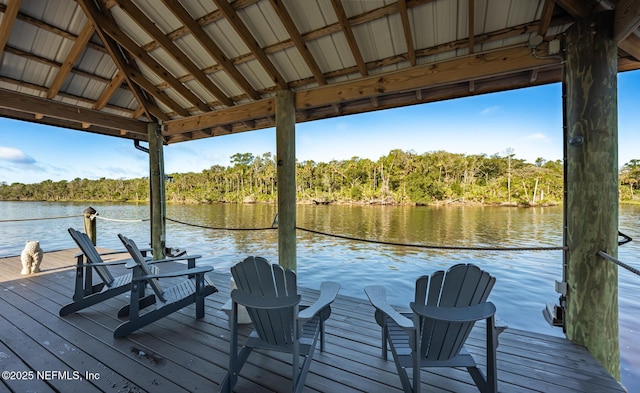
[0, 0, 638, 381]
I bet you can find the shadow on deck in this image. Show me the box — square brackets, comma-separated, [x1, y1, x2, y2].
[0, 249, 626, 392]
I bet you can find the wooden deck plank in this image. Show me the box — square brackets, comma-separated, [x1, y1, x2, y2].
[0, 249, 627, 393]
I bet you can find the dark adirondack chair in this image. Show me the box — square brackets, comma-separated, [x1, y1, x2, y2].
[365, 263, 503, 393]
[114, 234, 218, 338]
[61, 227, 153, 316]
[61, 228, 202, 317]
[220, 256, 340, 393]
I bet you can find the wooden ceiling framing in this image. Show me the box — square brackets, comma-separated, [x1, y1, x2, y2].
[0, 0, 638, 144]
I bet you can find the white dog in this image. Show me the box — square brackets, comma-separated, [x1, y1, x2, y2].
[20, 240, 43, 275]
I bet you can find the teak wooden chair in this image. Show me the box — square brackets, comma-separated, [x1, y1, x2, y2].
[365, 263, 502, 393]
[114, 233, 218, 338]
[220, 256, 340, 393]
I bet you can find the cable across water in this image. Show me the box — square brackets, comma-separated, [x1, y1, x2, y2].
[167, 216, 566, 252]
[0, 214, 82, 223]
[598, 251, 640, 276]
[0, 212, 567, 252]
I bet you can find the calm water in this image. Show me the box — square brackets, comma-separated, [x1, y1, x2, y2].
[1, 201, 638, 390]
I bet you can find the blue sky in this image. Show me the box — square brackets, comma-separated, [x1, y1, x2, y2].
[1, 70, 638, 185]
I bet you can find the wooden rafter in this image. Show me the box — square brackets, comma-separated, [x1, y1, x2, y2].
[268, 0, 326, 85]
[619, 34, 640, 61]
[47, 22, 94, 99]
[159, 0, 258, 101]
[212, 0, 288, 89]
[330, 0, 368, 77]
[538, 0, 556, 37]
[77, 0, 168, 121]
[85, 3, 210, 114]
[0, 74, 133, 115]
[0, 0, 22, 54]
[94, 70, 125, 110]
[614, 0, 640, 42]
[4, 44, 110, 84]
[115, 0, 231, 109]
[397, 0, 416, 65]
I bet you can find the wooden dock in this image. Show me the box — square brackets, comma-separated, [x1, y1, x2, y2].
[0, 249, 627, 393]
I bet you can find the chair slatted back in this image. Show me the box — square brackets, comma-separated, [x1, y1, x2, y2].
[416, 263, 495, 361]
[231, 256, 299, 346]
[118, 234, 166, 303]
[68, 228, 115, 286]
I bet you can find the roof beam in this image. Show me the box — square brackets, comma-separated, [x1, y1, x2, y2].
[47, 22, 94, 99]
[165, 46, 560, 135]
[0, 88, 147, 134]
[115, 0, 233, 108]
[619, 33, 640, 61]
[614, 0, 640, 42]
[212, 0, 288, 89]
[297, 46, 559, 107]
[160, 0, 259, 101]
[397, 0, 416, 65]
[77, 0, 169, 121]
[0, 0, 22, 54]
[330, 0, 368, 76]
[268, 0, 326, 84]
[468, 0, 475, 54]
[555, 0, 591, 18]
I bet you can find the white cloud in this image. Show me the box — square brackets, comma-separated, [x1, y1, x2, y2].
[0, 146, 35, 164]
[526, 133, 548, 141]
[480, 106, 501, 115]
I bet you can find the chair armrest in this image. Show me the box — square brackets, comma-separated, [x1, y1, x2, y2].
[364, 285, 413, 329]
[410, 302, 496, 323]
[131, 265, 213, 281]
[123, 254, 200, 269]
[76, 249, 151, 258]
[231, 290, 301, 309]
[298, 281, 340, 321]
[146, 254, 202, 265]
[75, 252, 128, 266]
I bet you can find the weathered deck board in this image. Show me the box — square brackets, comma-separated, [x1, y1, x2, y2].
[0, 249, 627, 393]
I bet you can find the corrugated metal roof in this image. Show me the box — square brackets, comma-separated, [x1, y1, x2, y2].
[0, 0, 636, 142]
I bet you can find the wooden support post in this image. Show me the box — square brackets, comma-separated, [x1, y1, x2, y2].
[564, 11, 619, 379]
[83, 206, 97, 245]
[148, 122, 166, 259]
[275, 90, 296, 271]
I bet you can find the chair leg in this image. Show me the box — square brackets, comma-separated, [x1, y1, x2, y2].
[195, 274, 205, 318]
[382, 322, 389, 360]
[467, 316, 498, 393]
[412, 327, 421, 393]
[220, 302, 253, 393]
[486, 315, 498, 392]
[118, 294, 156, 318]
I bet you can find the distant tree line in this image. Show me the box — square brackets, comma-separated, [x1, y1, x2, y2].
[4, 149, 636, 206]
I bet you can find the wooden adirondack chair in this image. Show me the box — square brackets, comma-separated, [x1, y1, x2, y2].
[220, 256, 340, 393]
[113, 234, 218, 338]
[365, 263, 502, 393]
